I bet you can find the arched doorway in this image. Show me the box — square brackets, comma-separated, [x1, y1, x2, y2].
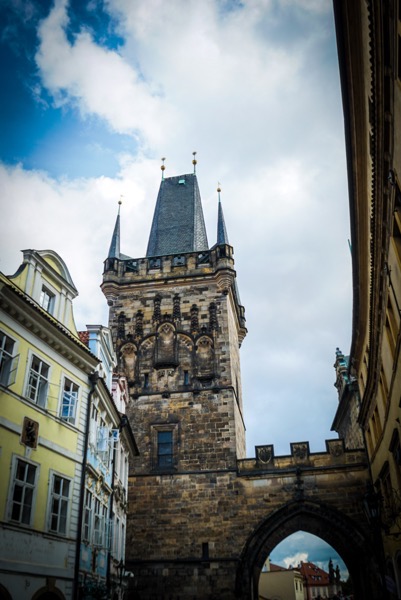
[31, 587, 65, 600]
[236, 499, 379, 599]
[0, 584, 12, 600]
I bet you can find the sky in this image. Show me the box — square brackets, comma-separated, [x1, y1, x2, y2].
[0, 0, 351, 577]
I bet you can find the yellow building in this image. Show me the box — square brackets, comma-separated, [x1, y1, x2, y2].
[0, 250, 98, 600]
[258, 559, 304, 600]
[333, 0, 401, 596]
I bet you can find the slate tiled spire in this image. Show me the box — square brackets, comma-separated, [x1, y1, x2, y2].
[216, 186, 229, 246]
[146, 173, 209, 257]
[108, 200, 121, 258]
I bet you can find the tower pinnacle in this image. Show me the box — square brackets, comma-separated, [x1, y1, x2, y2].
[107, 197, 122, 259]
[216, 183, 229, 246]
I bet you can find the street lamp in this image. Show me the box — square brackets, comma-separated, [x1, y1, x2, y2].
[363, 483, 381, 525]
[362, 483, 388, 599]
[116, 559, 125, 587]
[116, 560, 135, 599]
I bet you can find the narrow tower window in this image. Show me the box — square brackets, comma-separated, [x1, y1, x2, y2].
[157, 431, 173, 467]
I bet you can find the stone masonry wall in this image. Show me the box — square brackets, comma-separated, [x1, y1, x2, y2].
[125, 444, 370, 599]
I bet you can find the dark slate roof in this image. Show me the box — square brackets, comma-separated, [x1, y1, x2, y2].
[217, 197, 229, 245]
[108, 210, 121, 258]
[146, 173, 209, 257]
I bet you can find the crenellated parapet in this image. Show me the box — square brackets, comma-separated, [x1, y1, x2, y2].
[237, 439, 368, 475]
[103, 245, 235, 286]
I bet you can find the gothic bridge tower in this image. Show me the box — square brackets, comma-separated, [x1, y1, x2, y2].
[101, 166, 248, 595]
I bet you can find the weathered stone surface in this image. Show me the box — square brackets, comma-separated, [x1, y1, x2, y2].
[103, 246, 375, 599]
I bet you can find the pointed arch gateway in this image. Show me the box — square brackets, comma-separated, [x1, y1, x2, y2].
[235, 499, 379, 599]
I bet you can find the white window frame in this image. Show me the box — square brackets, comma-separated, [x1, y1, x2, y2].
[97, 424, 111, 463]
[93, 497, 108, 547]
[8, 455, 39, 526]
[89, 404, 99, 448]
[47, 471, 72, 535]
[39, 285, 55, 314]
[60, 377, 79, 424]
[113, 515, 120, 557]
[25, 353, 50, 408]
[82, 488, 93, 542]
[0, 330, 19, 387]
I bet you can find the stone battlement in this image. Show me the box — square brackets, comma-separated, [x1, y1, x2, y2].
[103, 244, 235, 284]
[238, 439, 367, 475]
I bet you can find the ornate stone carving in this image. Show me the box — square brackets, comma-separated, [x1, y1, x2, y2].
[256, 445, 274, 464]
[135, 310, 144, 338]
[209, 302, 218, 331]
[173, 294, 181, 323]
[154, 323, 178, 368]
[117, 312, 126, 339]
[195, 335, 215, 380]
[291, 442, 310, 462]
[153, 295, 162, 325]
[327, 439, 345, 457]
[190, 304, 199, 334]
[120, 342, 137, 383]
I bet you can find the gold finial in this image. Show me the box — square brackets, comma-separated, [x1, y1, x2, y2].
[192, 151, 197, 174]
[118, 194, 123, 214]
[161, 157, 166, 180]
[217, 182, 221, 199]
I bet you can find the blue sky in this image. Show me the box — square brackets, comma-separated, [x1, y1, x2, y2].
[0, 0, 352, 578]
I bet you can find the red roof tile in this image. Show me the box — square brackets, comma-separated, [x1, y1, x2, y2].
[78, 330, 90, 346]
[299, 562, 330, 586]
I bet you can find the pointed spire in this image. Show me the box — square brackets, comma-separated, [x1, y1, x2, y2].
[108, 196, 122, 259]
[146, 173, 208, 257]
[216, 184, 229, 245]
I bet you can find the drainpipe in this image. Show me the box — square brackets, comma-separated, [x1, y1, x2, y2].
[73, 371, 99, 600]
[106, 421, 117, 595]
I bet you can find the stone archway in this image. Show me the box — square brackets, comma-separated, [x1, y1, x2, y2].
[0, 584, 12, 600]
[31, 587, 66, 600]
[236, 499, 379, 600]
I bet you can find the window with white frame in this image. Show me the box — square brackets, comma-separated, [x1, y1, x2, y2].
[118, 446, 124, 481]
[93, 497, 108, 547]
[26, 355, 50, 407]
[48, 473, 71, 535]
[82, 488, 92, 542]
[97, 419, 111, 463]
[0, 331, 18, 387]
[60, 378, 79, 423]
[39, 286, 55, 314]
[89, 404, 98, 448]
[9, 458, 38, 525]
[113, 515, 120, 558]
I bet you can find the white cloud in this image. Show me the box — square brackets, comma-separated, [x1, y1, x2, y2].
[35, 0, 177, 147]
[283, 552, 308, 569]
[2, 0, 352, 455]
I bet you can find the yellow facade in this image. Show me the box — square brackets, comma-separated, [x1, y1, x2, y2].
[0, 250, 97, 600]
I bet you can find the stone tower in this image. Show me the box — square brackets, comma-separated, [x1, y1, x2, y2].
[101, 169, 247, 596]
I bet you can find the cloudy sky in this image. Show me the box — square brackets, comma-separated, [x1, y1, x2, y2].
[0, 0, 351, 576]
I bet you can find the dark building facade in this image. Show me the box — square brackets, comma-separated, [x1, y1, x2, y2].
[332, 0, 401, 595]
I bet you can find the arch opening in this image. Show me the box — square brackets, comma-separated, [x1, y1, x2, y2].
[259, 531, 350, 600]
[236, 500, 379, 600]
